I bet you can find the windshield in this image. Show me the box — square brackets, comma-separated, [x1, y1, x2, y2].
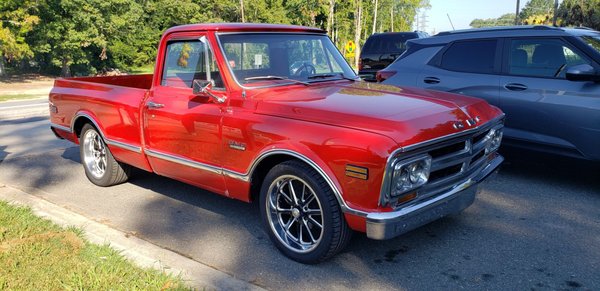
[580, 35, 600, 54]
[218, 33, 357, 87]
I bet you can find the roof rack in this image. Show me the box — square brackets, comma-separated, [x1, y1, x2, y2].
[573, 26, 594, 30]
[435, 25, 560, 36]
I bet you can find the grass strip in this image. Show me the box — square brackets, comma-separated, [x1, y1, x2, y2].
[0, 200, 188, 290]
[0, 94, 45, 102]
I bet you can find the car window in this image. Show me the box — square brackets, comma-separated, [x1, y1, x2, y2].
[161, 39, 224, 89]
[508, 39, 590, 78]
[362, 34, 417, 54]
[223, 42, 271, 70]
[580, 35, 600, 54]
[440, 40, 497, 74]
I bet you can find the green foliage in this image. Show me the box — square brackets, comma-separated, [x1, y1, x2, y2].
[557, 0, 600, 30]
[1, 0, 424, 76]
[520, 0, 555, 21]
[470, 13, 516, 28]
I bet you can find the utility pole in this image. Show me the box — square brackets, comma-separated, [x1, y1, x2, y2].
[515, 0, 520, 25]
[419, 11, 428, 32]
[552, 0, 558, 26]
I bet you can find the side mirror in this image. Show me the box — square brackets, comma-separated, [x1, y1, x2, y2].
[565, 64, 600, 82]
[192, 79, 226, 103]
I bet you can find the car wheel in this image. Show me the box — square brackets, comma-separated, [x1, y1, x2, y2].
[260, 160, 352, 263]
[80, 123, 130, 186]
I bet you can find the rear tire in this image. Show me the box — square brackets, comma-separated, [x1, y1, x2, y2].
[79, 124, 130, 186]
[259, 160, 352, 263]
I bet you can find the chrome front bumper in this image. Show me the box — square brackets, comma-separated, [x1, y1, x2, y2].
[365, 154, 503, 240]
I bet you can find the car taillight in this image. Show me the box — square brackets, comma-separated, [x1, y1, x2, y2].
[358, 59, 363, 71]
[376, 70, 396, 82]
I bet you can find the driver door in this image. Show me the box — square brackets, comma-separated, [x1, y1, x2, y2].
[144, 34, 229, 194]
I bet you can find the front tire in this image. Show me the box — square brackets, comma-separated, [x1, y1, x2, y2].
[260, 160, 352, 263]
[79, 124, 130, 186]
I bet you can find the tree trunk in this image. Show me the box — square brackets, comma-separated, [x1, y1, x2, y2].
[372, 0, 378, 35]
[354, 0, 362, 68]
[327, 0, 335, 37]
[0, 57, 5, 77]
[61, 57, 71, 77]
[240, 0, 245, 23]
[391, 5, 394, 31]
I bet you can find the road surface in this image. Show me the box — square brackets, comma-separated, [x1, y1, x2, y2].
[0, 117, 598, 290]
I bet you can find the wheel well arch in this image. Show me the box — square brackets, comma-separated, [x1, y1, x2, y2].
[246, 150, 348, 215]
[72, 113, 102, 138]
[249, 154, 297, 202]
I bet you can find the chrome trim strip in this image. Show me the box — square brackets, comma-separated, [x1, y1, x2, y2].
[105, 139, 142, 153]
[71, 112, 142, 153]
[145, 149, 222, 175]
[50, 122, 72, 133]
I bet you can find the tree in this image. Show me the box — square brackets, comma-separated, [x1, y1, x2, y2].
[0, 0, 39, 76]
[520, 0, 554, 21]
[557, 0, 600, 30]
[470, 13, 516, 28]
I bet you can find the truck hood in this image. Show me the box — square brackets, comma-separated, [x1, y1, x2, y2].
[254, 82, 502, 145]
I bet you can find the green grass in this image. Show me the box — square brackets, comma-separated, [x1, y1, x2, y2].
[129, 64, 155, 74]
[0, 201, 189, 290]
[0, 94, 45, 102]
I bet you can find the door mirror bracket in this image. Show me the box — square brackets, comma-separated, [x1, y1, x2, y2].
[193, 79, 226, 103]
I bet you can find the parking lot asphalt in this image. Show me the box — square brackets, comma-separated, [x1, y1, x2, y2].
[0, 117, 598, 290]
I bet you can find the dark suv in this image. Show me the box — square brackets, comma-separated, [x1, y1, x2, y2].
[358, 31, 429, 81]
[379, 26, 600, 161]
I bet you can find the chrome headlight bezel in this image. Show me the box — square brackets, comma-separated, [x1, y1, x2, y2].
[485, 126, 504, 154]
[390, 154, 432, 197]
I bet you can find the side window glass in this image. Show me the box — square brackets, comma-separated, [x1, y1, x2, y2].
[161, 39, 224, 89]
[508, 39, 590, 78]
[440, 40, 497, 74]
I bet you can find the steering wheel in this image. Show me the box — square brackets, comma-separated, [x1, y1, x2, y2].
[291, 62, 317, 77]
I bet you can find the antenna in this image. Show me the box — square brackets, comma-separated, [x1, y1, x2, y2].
[447, 14, 455, 30]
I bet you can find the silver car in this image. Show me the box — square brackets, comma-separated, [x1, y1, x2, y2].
[380, 26, 600, 161]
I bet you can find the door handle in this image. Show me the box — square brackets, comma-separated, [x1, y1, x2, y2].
[146, 101, 164, 109]
[504, 83, 528, 91]
[423, 77, 440, 84]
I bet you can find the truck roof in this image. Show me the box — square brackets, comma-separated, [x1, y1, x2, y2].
[165, 23, 326, 34]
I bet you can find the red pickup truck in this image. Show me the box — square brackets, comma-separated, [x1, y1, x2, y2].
[49, 23, 504, 263]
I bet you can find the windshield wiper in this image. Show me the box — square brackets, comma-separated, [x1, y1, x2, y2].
[308, 73, 359, 81]
[244, 75, 309, 86]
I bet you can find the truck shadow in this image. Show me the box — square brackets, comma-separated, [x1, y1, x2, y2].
[112, 146, 599, 290]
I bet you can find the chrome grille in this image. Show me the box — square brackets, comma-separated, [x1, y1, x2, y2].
[380, 119, 504, 208]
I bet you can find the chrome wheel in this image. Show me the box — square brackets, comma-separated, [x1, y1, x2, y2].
[266, 175, 324, 253]
[82, 129, 107, 179]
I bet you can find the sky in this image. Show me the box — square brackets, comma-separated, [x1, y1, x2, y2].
[421, 0, 520, 34]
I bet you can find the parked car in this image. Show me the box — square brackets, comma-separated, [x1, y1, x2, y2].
[49, 23, 504, 263]
[379, 26, 600, 161]
[358, 31, 429, 81]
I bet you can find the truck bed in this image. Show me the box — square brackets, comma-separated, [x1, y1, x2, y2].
[49, 74, 154, 171]
[57, 74, 153, 90]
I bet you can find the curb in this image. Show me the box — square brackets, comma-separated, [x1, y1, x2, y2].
[0, 184, 266, 291]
